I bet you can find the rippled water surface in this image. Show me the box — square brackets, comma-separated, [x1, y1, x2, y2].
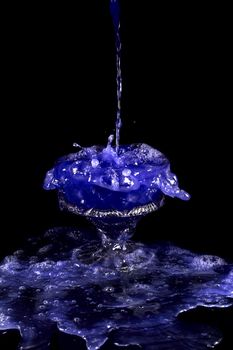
[0, 228, 232, 349]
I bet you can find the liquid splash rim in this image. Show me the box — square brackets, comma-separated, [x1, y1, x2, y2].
[58, 192, 165, 218]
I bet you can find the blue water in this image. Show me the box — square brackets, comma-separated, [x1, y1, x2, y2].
[1, 2, 231, 350]
[0, 228, 232, 349]
[44, 144, 190, 213]
[110, 0, 122, 153]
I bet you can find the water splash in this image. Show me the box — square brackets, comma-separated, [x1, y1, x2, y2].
[110, 0, 122, 153]
[43, 144, 190, 215]
[0, 228, 232, 349]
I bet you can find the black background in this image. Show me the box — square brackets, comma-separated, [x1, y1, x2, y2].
[1, 1, 232, 349]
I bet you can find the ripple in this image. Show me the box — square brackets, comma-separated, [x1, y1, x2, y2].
[0, 228, 232, 349]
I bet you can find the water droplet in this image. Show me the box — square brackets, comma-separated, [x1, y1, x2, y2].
[18, 286, 26, 291]
[73, 143, 82, 148]
[103, 286, 115, 292]
[122, 168, 131, 177]
[91, 159, 99, 168]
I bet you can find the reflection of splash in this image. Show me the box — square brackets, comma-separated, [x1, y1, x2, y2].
[0, 228, 232, 350]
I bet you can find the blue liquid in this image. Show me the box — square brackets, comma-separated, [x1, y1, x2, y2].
[110, 0, 122, 153]
[44, 144, 190, 213]
[0, 228, 232, 350]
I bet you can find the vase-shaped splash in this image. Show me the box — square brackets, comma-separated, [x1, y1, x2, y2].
[44, 143, 190, 247]
[1, 1, 232, 350]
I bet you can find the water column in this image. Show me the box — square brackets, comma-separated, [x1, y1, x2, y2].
[110, 0, 122, 153]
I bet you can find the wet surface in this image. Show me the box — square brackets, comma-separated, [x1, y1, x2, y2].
[0, 228, 232, 349]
